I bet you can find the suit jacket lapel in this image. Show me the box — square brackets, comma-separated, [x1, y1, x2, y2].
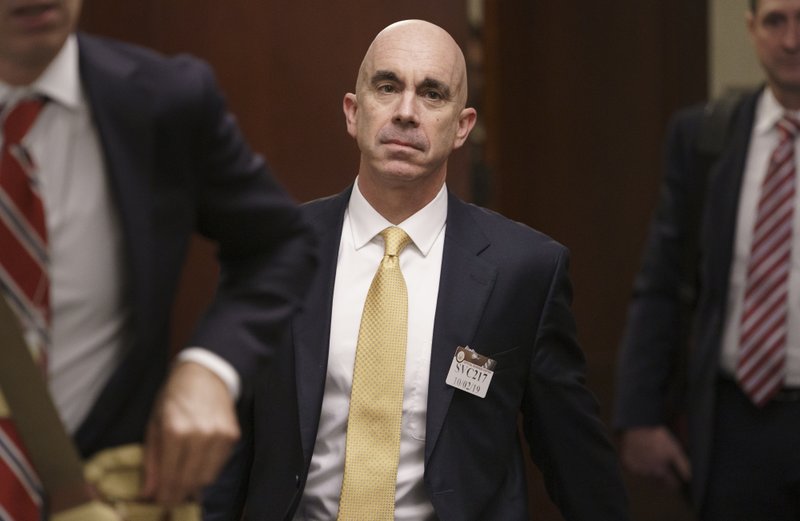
[294, 189, 350, 461]
[425, 193, 497, 462]
[77, 33, 156, 340]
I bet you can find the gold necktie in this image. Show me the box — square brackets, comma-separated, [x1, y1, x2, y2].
[338, 226, 412, 521]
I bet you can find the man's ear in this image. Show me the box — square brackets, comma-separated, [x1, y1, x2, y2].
[343, 93, 359, 139]
[453, 107, 478, 149]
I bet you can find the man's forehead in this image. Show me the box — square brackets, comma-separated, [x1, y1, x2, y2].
[356, 22, 467, 98]
[363, 50, 460, 86]
[756, 0, 800, 13]
[366, 66, 455, 85]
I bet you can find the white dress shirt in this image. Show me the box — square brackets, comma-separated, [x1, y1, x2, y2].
[294, 181, 446, 521]
[0, 35, 236, 432]
[720, 87, 800, 386]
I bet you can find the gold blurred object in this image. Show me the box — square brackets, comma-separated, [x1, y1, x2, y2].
[0, 392, 9, 417]
[52, 444, 201, 521]
[51, 501, 122, 521]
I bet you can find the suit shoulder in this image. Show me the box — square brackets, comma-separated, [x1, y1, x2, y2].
[301, 189, 350, 230]
[667, 88, 759, 144]
[670, 103, 708, 127]
[462, 201, 567, 258]
[77, 32, 215, 89]
[302, 191, 347, 214]
[671, 102, 706, 124]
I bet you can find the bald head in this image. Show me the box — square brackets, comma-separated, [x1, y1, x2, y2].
[342, 19, 477, 222]
[356, 20, 470, 108]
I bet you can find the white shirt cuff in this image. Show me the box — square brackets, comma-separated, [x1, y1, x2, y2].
[176, 347, 241, 400]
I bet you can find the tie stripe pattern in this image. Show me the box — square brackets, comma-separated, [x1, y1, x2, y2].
[0, 419, 44, 520]
[0, 98, 48, 521]
[737, 114, 800, 406]
[338, 227, 412, 521]
[0, 98, 50, 357]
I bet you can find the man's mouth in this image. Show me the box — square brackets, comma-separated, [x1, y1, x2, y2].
[11, 1, 56, 15]
[384, 139, 419, 149]
[380, 134, 427, 152]
[9, 1, 59, 28]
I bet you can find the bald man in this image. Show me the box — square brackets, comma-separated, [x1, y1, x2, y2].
[205, 20, 629, 521]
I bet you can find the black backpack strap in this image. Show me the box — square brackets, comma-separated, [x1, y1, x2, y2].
[666, 88, 752, 437]
[695, 88, 752, 158]
[680, 88, 752, 305]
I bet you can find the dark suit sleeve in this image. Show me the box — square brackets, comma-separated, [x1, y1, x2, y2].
[521, 249, 630, 521]
[179, 60, 318, 389]
[613, 108, 703, 429]
[202, 392, 254, 521]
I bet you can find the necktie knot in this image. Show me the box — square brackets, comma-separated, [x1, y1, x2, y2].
[2, 98, 45, 145]
[380, 226, 411, 257]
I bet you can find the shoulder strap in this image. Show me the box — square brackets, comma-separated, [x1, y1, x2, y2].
[680, 87, 753, 304]
[0, 296, 94, 512]
[666, 88, 753, 427]
[695, 88, 752, 158]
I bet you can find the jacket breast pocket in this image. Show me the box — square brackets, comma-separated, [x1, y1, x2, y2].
[485, 345, 524, 373]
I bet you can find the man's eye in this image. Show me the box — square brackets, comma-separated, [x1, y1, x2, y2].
[377, 84, 396, 93]
[424, 91, 443, 100]
[763, 14, 785, 27]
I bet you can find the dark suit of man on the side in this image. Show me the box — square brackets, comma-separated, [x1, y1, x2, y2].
[0, 0, 315, 513]
[615, 1, 800, 519]
[206, 19, 628, 521]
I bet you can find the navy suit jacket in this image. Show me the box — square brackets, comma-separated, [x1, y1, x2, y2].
[614, 89, 760, 508]
[69, 33, 316, 458]
[207, 187, 628, 520]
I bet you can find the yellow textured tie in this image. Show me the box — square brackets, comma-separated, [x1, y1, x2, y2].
[338, 226, 412, 521]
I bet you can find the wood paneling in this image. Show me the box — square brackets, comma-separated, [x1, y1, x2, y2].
[483, 1, 705, 519]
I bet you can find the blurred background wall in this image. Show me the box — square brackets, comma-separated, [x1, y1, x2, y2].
[710, 0, 761, 96]
[78, 1, 763, 519]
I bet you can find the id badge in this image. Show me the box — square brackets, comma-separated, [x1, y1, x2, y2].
[445, 346, 496, 398]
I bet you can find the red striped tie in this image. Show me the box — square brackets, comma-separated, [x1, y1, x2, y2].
[0, 98, 48, 520]
[737, 114, 800, 407]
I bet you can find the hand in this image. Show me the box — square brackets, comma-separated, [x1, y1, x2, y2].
[142, 361, 240, 506]
[620, 425, 691, 489]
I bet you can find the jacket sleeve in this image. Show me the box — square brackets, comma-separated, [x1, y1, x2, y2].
[613, 106, 704, 429]
[521, 248, 630, 521]
[179, 58, 318, 392]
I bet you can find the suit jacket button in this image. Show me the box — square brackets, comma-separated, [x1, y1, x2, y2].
[295, 474, 301, 487]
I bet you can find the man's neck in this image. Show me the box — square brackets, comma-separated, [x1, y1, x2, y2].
[357, 173, 445, 225]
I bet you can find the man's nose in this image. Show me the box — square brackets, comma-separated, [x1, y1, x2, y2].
[392, 91, 419, 126]
[783, 19, 800, 51]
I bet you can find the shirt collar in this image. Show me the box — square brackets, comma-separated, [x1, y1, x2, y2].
[754, 86, 800, 136]
[0, 34, 82, 110]
[347, 178, 448, 256]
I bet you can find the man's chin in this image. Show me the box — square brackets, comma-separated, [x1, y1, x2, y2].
[382, 146, 423, 163]
[770, 69, 800, 92]
[375, 158, 422, 176]
[11, 31, 68, 62]
[372, 167, 439, 191]
[0, 37, 64, 84]
[380, 170, 422, 183]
